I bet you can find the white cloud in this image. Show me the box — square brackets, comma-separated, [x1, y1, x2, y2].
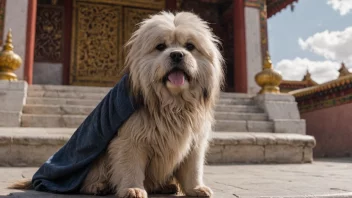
[298, 26, 352, 65]
[275, 57, 340, 84]
[327, 0, 352, 15]
[276, 23, 352, 84]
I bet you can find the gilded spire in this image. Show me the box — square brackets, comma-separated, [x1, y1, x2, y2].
[302, 70, 318, 86]
[255, 51, 283, 94]
[0, 29, 23, 81]
[338, 62, 351, 78]
[3, 28, 14, 51]
[263, 51, 273, 69]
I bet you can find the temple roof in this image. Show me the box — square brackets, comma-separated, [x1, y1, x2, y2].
[267, 0, 299, 18]
[280, 70, 317, 89]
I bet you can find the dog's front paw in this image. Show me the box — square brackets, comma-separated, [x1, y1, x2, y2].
[118, 188, 148, 198]
[185, 185, 213, 197]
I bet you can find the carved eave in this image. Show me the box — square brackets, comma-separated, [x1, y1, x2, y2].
[290, 74, 352, 98]
[267, 0, 299, 18]
[338, 62, 351, 78]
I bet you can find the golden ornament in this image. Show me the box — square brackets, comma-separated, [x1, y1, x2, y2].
[0, 29, 23, 81]
[255, 51, 282, 94]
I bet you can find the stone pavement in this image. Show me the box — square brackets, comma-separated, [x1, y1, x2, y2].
[1, 158, 352, 198]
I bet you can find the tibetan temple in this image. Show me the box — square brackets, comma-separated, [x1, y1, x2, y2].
[1, 0, 351, 161]
[0, 0, 298, 94]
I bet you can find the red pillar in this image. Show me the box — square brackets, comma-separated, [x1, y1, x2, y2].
[63, 0, 73, 85]
[165, 0, 177, 11]
[24, 0, 37, 84]
[233, 0, 248, 93]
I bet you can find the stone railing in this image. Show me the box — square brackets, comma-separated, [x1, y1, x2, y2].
[0, 29, 27, 127]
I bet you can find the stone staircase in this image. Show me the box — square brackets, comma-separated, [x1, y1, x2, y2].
[21, 85, 274, 132]
[0, 84, 316, 166]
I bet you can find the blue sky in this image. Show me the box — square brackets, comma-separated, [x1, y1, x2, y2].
[268, 0, 352, 83]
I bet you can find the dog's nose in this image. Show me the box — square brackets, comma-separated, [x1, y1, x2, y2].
[170, 51, 184, 63]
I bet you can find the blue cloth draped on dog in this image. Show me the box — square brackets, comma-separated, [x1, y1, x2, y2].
[31, 74, 139, 193]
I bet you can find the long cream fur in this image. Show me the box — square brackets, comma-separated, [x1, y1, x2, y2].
[9, 11, 224, 198]
[80, 11, 224, 198]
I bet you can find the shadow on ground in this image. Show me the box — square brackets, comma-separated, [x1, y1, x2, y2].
[2, 190, 193, 198]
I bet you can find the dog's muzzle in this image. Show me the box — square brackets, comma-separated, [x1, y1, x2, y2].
[161, 51, 191, 87]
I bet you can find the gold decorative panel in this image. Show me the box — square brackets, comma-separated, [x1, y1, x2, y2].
[123, 7, 158, 49]
[80, 0, 164, 9]
[70, 1, 123, 86]
[70, 0, 161, 87]
[34, 4, 64, 62]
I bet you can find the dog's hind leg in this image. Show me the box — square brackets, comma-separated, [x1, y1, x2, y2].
[80, 154, 111, 195]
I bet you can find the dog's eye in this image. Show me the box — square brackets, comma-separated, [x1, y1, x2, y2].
[156, 43, 167, 51]
[185, 43, 195, 51]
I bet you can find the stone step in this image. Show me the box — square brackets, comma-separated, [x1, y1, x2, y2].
[28, 84, 112, 93]
[0, 128, 315, 166]
[208, 132, 315, 164]
[219, 98, 254, 105]
[25, 97, 255, 106]
[27, 90, 254, 100]
[214, 120, 274, 132]
[216, 104, 262, 113]
[27, 91, 106, 100]
[215, 112, 268, 121]
[20, 114, 273, 130]
[23, 104, 95, 115]
[21, 114, 86, 128]
[28, 85, 253, 99]
[26, 97, 101, 106]
[23, 104, 264, 116]
[219, 92, 255, 99]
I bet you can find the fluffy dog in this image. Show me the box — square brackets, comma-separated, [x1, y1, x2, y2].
[80, 11, 224, 198]
[11, 11, 224, 198]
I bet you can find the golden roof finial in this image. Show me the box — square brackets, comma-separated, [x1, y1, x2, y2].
[3, 28, 14, 51]
[263, 51, 273, 69]
[0, 29, 23, 81]
[302, 69, 318, 85]
[302, 69, 311, 81]
[255, 51, 283, 94]
[338, 62, 351, 78]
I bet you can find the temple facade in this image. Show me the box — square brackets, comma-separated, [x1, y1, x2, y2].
[0, 0, 297, 93]
[290, 63, 352, 157]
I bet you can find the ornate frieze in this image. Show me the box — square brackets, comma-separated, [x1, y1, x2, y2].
[292, 74, 352, 113]
[123, 7, 157, 46]
[245, 0, 261, 8]
[79, 0, 164, 10]
[34, 4, 64, 62]
[70, 1, 123, 86]
[69, 0, 161, 86]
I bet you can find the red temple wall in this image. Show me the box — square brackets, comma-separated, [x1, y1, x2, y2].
[301, 104, 352, 157]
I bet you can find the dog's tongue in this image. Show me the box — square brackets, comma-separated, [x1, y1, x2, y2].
[168, 70, 185, 86]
